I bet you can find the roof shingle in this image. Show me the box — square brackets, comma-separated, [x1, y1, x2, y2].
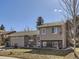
[9, 31, 38, 36]
[38, 22, 64, 28]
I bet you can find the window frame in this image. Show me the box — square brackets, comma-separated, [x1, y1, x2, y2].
[41, 28, 46, 35]
[52, 27, 62, 34]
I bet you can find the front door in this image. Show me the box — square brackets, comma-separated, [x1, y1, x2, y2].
[47, 41, 52, 48]
[52, 41, 58, 49]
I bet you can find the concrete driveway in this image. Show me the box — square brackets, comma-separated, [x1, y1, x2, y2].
[0, 56, 20, 59]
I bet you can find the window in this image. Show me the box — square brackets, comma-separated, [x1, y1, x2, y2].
[52, 27, 61, 34]
[41, 28, 46, 35]
[58, 41, 62, 49]
[43, 42, 47, 47]
[52, 27, 54, 33]
[57, 27, 62, 33]
[52, 41, 58, 48]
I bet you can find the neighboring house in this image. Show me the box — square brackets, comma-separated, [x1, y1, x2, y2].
[0, 30, 13, 45]
[37, 22, 67, 49]
[0, 30, 16, 46]
[8, 31, 39, 48]
[0, 30, 5, 45]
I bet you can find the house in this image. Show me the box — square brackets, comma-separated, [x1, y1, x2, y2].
[37, 21, 67, 49]
[8, 31, 39, 48]
[0, 30, 16, 45]
[0, 30, 6, 45]
[0, 30, 16, 46]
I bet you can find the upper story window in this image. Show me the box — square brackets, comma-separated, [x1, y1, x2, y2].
[41, 28, 46, 35]
[52, 27, 61, 34]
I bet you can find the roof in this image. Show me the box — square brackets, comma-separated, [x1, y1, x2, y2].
[38, 21, 64, 28]
[9, 31, 38, 37]
[0, 31, 16, 35]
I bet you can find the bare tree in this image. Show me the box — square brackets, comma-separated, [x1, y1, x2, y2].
[60, 0, 79, 52]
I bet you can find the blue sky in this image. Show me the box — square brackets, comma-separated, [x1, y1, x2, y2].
[0, 0, 64, 31]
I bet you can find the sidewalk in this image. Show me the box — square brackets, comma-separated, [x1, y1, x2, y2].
[0, 56, 20, 59]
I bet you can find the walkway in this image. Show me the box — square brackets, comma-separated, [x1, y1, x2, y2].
[0, 56, 19, 59]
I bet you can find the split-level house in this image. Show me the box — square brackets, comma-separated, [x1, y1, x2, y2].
[37, 22, 67, 49]
[7, 22, 68, 49]
[7, 20, 76, 49]
[8, 31, 39, 48]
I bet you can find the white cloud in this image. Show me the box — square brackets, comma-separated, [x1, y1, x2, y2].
[54, 9, 57, 12]
[54, 9, 62, 13]
[58, 10, 62, 12]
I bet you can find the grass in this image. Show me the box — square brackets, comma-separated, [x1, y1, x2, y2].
[75, 48, 79, 52]
[31, 48, 72, 56]
[0, 48, 76, 59]
[73, 48, 79, 58]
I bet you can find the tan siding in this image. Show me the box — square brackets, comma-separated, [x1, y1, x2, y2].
[39, 23, 66, 48]
[61, 23, 66, 48]
[40, 27, 63, 40]
[10, 36, 24, 47]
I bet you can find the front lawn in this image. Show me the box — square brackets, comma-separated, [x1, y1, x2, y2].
[0, 48, 75, 59]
